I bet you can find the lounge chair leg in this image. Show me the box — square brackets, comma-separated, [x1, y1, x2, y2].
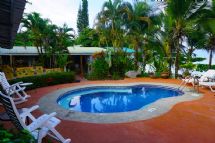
[209, 86, 215, 92]
[49, 127, 71, 143]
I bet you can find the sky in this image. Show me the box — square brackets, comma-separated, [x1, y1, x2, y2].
[24, 0, 214, 64]
[24, 0, 135, 33]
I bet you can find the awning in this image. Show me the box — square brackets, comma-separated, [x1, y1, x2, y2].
[0, 46, 106, 56]
[0, 0, 27, 49]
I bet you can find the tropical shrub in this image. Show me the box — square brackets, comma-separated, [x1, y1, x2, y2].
[110, 52, 134, 79]
[87, 53, 109, 80]
[9, 72, 75, 90]
[0, 124, 35, 143]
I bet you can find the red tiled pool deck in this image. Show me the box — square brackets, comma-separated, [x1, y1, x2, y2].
[1, 78, 215, 143]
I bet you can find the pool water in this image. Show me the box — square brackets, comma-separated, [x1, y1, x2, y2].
[57, 85, 183, 113]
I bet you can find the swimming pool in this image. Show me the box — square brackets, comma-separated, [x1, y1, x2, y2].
[57, 85, 183, 113]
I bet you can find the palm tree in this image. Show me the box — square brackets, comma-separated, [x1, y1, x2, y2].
[47, 24, 74, 68]
[121, 1, 152, 69]
[22, 12, 50, 55]
[95, 0, 124, 48]
[165, 0, 207, 78]
[197, 0, 215, 69]
[56, 24, 74, 51]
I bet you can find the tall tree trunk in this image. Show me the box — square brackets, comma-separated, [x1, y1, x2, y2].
[208, 49, 213, 69]
[168, 57, 172, 77]
[142, 49, 146, 73]
[175, 39, 180, 79]
[134, 46, 138, 70]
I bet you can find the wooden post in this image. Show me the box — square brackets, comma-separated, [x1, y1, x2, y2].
[9, 55, 13, 67]
[80, 55, 83, 76]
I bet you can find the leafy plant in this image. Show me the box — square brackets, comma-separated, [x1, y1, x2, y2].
[87, 53, 109, 80]
[0, 124, 35, 143]
[56, 54, 69, 69]
[110, 51, 134, 78]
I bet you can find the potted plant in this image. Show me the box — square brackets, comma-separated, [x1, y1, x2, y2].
[160, 62, 170, 79]
[161, 71, 169, 79]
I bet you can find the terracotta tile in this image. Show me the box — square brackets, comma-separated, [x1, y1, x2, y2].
[1, 78, 215, 143]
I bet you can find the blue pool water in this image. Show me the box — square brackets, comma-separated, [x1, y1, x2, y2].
[57, 85, 183, 113]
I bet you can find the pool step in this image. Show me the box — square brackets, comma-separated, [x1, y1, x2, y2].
[147, 107, 157, 112]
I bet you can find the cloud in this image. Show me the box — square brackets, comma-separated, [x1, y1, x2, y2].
[25, 0, 106, 33]
[25, 0, 79, 32]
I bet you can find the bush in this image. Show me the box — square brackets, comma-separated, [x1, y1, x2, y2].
[138, 72, 149, 77]
[87, 54, 109, 80]
[0, 124, 35, 143]
[110, 52, 134, 78]
[9, 72, 75, 90]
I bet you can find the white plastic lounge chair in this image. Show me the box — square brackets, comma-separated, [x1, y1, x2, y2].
[0, 72, 31, 104]
[0, 91, 71, 143]
[199, 81, 215, 92]
[179, 69, 215, 89]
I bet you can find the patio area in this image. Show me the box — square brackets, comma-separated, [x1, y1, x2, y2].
[1, 78, 215, 143]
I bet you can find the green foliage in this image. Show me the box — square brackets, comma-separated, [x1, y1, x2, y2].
[82, 0, 89, 28]
[56, 55, 69, 69]
[181, 62, 196, 70]
[165, 0, 208, 77]
[87, 51, 134, 80]
[76, 28, 99, 47]
[195, 64, 215, 72]
[20, 12, 74, 68]
[77, 5, 83, 34]
[77, 0, 89, 33]
[137, 72, 149, 77]
[87, 55, 109, 80]
[0, 124, 35, 143]
[110, 52, 134, 78]
[9, 72, 75, 90]
[95, 0, 124, 48]
[15, 31, 33, 46]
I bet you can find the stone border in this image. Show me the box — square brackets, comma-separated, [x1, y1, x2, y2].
[38, 82, 203, 123]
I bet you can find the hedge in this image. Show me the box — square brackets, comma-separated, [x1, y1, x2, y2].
[9, 72, 75, 90]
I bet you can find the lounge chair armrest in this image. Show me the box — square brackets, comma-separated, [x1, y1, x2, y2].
[21, 105, 39, 115]
[9, 83, 26, 90]
[27, 112, 57, 132]
[12, 82, 25, 86]
[16, 81, 24, 84]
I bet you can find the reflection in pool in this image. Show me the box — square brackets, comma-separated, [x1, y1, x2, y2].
[57, 85, 183, 113]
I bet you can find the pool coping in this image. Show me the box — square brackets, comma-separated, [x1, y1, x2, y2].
[38, 82, 203, 123]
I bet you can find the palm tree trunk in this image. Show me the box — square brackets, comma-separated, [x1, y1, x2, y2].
[208, 49, 213, 69]
[168, 58, 172, 77]
[175, 40, 180, 79]
[134, 46, 138, 70]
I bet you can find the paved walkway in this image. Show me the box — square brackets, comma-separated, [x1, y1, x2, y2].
[1, 78, 215, 143]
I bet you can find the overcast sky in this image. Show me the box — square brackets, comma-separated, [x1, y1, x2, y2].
[24, 0, 135, 34]
[24, 0, 214, 64]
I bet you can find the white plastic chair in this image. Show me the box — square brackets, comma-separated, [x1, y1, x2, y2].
[0, 72, 31, 104]
[0, 91, 71, 143]
[199, 81, 215, 92]
[179, 70, 215, 89]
